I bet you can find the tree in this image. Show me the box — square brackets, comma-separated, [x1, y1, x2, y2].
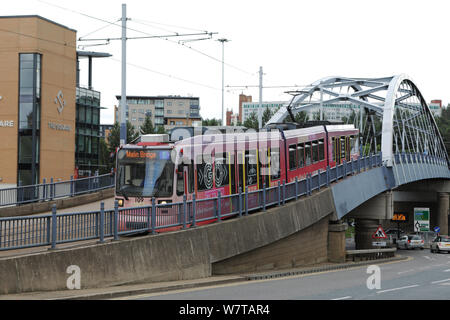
[243, 111, 259, 130]
[293, 111, 309, 124]
[435, 106, 450, 156]
[140, 114, 155, 135]
[98, 138, 112, 174]
[107, 121, 139, 155]
[202, 118, 221, 126]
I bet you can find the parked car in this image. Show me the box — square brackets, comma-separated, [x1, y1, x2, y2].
[430, 235, 450, 253]
[385, 228, 405, 243]
[397, 234, 424, 250]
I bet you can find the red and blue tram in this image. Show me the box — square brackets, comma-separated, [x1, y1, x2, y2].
[115, 124, 359, 231]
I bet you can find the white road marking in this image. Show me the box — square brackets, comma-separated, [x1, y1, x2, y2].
[397, 269, 415, 275]
[423, 256, 436, 261]
[443, 269, 450, 272]
[431, 278, 450, 284]
[331, 296, 352, 300]
[376, 284, 420, 294]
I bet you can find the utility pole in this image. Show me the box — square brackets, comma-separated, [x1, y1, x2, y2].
[120, 3, 127, 146]
[258, 66, 263, 129]
[218, 38, 229, 126]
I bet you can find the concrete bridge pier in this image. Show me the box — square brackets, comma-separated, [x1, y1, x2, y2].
[437, 192, 449, 236]
[348, 191, 393, 249]
[328, 219, 348, 262]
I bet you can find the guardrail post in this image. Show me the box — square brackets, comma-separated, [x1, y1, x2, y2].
[277, 181, 281, 206]
[43, 178, 47, 200]
[192, 193, 197, 227]
[114, 200, 119, 241]
[50, 178, 54, 201]
[99, 202, 105, 243]
[182, 194, 187, 229]
[217, 190, 222, 222]
[70, 175, 74, 197]
[343, 160, 347, 178]
[51, 204, 57, 250]
[295, 178, 298, 201]
[238, 187, 242, 217]
[326, 166, 330, 186]
[317, 170, 321, 191]
[151, 197, 156, 234]
[263, 183, 267, 211]
[245, 186, 249, 216]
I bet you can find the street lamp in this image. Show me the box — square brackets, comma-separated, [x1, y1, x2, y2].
[217, 38, 229, 126]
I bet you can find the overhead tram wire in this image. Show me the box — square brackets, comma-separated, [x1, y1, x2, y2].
[110, 57, 221, 91]
[38, 0, 256, 77]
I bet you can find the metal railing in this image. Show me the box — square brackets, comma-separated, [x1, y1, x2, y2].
[0, 173, 116, 208]
[0, 153, 388, 251]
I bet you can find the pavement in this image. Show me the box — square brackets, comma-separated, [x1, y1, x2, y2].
[0, 253, 408, 300]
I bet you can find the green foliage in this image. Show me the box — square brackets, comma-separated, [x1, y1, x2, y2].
[107, 121, 139, 154]
[435, 107, 450, 156]
[202, 118, 221, 126]
[243, 111, 259, 130]
[140, 114, 155, 135]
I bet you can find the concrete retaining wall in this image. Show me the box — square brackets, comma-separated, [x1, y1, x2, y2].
[0, 188, 336, 294]
[0, 188, 114, 218]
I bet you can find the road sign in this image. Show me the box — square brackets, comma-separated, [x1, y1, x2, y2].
[392, 213, 407, 221]
[372, 241, 387, 247]
[372, 226, 387, 239]
[434, 226, 441, 233]
[414, 208, 430, 232]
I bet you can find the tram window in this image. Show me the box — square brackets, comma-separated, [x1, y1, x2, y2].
[340, 137, 346, 161]
[176, 164, 184, 196]
[238, 152, 244, 190]
[196, 155, 213, 191]
[319, 139, 325, 161]
[228, 153, 236, 193]
[214, 153, 229, 188]
[298, 143, 305, 168]
[345, 136, 351, 161]
[331, 137, 336, 161]
[259, 149, 269, 187]
[245, 150, 258, 186]
[312, 140, 319, 163]
[289, 144, 297, 170]
[305, 142, 312, 166]
[270, 147, 280, 180]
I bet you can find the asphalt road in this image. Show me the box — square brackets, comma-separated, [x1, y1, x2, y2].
[122, 249, 450, 300]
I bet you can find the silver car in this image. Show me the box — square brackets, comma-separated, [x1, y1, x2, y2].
[397, 235, 424, 250]
[430, 236, 450, 253]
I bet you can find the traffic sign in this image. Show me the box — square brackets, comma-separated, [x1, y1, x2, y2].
[372, 226, 387, 239]
[392, 213, 407, 221]
[434, 226, 441, 233]
[414, 208, 430, 232]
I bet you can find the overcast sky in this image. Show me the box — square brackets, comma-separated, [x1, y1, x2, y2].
[4, 0, 450, 124]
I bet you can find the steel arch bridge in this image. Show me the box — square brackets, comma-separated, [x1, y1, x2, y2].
[268, 74, 449, 168]
[267, 74, 450, 219]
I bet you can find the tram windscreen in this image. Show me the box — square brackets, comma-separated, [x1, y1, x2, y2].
[116, 149, 174, 197]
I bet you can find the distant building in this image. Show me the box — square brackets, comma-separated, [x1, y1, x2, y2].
[239, 93, 252, 123]
[115, 95, 202, 131]
[100, 124, 114, 143]
[241, 101, 285, 123]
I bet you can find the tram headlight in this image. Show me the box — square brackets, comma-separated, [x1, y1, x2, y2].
[117, 199, 124, 207]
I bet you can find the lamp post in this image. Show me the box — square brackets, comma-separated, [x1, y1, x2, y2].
[217, 38, 229, 126]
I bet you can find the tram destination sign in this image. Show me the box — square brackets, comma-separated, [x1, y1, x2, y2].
[121, 149, 171, 160]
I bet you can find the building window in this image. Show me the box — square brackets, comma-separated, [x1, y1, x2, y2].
[18, 53, 41, 186]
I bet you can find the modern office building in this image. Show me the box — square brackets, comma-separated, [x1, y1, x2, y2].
[0, 15, 105, 187]
[115, 95, 202, 132]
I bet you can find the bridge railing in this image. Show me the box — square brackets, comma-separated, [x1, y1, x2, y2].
[0, 173, 116, 208]
[0, 152, 386, 251]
